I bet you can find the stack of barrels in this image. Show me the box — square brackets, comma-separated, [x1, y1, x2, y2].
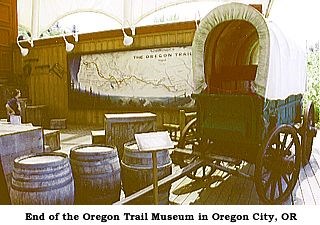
[9, 140, 172, 205]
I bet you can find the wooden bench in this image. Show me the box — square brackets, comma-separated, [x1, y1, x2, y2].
[91, 130, 105, 145]
[43, 129, 61, 151]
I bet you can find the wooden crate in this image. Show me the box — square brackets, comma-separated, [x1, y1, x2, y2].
[0, 124, 43, 203]
[91, 130, 105, 145]
[50, 118, 67, 129]
[26, 105, 47, 126]
[43, 129, 61, 151]
[104, 112, 157, 159]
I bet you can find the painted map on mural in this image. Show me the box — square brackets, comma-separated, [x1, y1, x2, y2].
[75, 46, 193, 98]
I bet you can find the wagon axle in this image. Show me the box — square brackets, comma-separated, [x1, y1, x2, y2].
[263, 153, 296, 175]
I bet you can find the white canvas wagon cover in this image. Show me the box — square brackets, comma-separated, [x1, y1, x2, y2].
[192, 2, 306, 100]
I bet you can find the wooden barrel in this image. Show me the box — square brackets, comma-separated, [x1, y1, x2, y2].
[121, 141, 172, 204]
[70, 144, 121, 205]
[10, 152, 74, 205]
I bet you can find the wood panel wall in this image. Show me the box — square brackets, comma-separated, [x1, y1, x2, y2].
[0, 0, 17, 117]
[13, 21, 196, 126]
[0, 0, 17, 82]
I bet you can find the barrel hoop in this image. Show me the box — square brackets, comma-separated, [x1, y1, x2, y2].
[70, 144, 117, 157]
[12, 168, 71, 182]
[11, 177, 73, 192]
[13, 152, 69, 169]
[73, 168, 121, 177]
[13, 162, 70, 176]
[70, 158, 119, 167]
[70, 152, 118, 160]
[70, 156, 118, 163]
[121, 161, 172, 170]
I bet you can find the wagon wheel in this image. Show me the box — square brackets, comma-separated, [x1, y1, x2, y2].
[301, 102, 317, 166]
[255, 125, 301, 204]
[177, 118, 198, 149]
[176, 118, 216, 180]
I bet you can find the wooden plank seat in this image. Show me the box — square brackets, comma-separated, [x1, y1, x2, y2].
[209, 65, 257, 94]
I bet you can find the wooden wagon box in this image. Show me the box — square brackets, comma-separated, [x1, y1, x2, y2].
[104, 112, 157, 159]
[0, 124, 43, 203]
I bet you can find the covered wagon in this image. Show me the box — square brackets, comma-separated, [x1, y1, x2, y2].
[172, 2, 317, 204]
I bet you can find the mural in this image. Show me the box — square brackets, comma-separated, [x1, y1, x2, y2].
[69, 46, 194, 109]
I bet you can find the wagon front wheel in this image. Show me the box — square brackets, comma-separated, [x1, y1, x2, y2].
[255, 125, 301, 204]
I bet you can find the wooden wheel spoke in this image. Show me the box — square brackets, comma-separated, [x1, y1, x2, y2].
[285, 139, 294, 151]
[287, 154, 295, 161]
[277, 177, 283, 195]
[281, 133, 288, 150]
[262, 169, 271, 181]
[263, 175, 273, 193]
[282, 174, 291, 185]
[282, 174, 290, 185]
[272, 137, 280, 151]
[262, 155, 270, 165]
[270, 178, 277, 200]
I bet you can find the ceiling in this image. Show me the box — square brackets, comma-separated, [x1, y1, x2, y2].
[17, 0, 272, 39]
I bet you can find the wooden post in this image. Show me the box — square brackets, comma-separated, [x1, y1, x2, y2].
[134, 131, 174, 205]
[151, 151, 159, 205]
[179, 110, 186, 133]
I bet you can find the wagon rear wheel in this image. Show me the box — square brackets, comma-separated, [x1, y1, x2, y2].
[255, 125, 301, 204]
[302, 102, 317, 166]
[176, 119, 217, 180]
